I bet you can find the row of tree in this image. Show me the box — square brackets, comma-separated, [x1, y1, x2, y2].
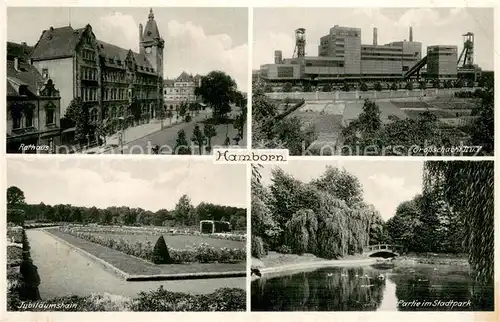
[262, 75, 490, 93]
[251, 165, 386, 259]
[7, 187, 246, 231]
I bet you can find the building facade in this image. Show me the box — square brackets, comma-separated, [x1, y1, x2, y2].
[261, 25, 428, 83]
[163, 72, 202, 111]
[28, 8, 164, 138]
[6, 57, 62, 153]
[426, 45, 458, 81]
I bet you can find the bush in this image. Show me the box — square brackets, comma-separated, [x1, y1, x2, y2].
[151, 235, 171, 264]
[132, 286, 246, 311]
[276, 245, 292, 254]
[252, 236, 265, 258]
[251, 236, 265, 259]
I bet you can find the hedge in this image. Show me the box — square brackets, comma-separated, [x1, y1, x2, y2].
[7, 226, 42, 311]
[21, 287, 246, 312]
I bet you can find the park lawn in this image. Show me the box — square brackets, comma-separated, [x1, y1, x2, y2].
[47, 229, 245, 276]
[84, 231, 245, 250]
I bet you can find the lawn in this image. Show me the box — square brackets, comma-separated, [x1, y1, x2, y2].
[85, 231, 245, 250]
[46, 228, 245, 277]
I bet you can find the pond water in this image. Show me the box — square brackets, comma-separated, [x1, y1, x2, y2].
[251, 264, 494, 311]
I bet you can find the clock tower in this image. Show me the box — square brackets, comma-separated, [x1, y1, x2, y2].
[140, 8, 164, 79]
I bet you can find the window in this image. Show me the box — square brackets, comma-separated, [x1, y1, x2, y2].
[46, 106, 55, 125]
[42, 68, 49, 79]
[90, 108, 98, 123]
[25, 107, 34, 127]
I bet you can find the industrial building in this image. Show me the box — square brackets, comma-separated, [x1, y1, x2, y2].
[259, 25, 481, 84]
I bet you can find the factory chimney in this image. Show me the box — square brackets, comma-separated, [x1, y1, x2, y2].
[373, 27, 378, 46]
[409, 26, 413, 42]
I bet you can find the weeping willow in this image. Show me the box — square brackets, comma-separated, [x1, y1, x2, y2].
[424, 161, 494, 284]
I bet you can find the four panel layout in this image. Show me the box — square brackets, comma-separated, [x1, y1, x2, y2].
[5, 6, 495, 314]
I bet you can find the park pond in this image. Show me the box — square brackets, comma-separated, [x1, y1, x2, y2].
[251, 264, 494, 311]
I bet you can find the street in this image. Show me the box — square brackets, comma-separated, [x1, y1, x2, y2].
[104, 119, 247, 155]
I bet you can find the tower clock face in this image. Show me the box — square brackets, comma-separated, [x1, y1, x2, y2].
[145, 47, 152, 54]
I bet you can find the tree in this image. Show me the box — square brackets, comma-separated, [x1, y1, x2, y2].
[233, 105, 246, 142]
[166, 109, 174, 124]
[174, 194, 196, 226]
[203, 123, 217, 152]
[352, 99, 381, 136]
[374, 82, 383, 91]
[178, 102, 188, 121]
[191, 124, 206, 155]
[341, 82, 351, 92]
[7, 186, 25, 207]
[322, 83, 332, 92]
[360, 82, 368, 92]
[405, 82, 413, 91]
[65, 97, 90, 145]
[302, 82, 312, 92]
[419, 81, 426, 90]
[151, 235, 171, 264]
[174, 129, 190, 155]
[470, 79, 494, 155]
[282, 83, 293, 93]
[424, 161, 494, 284]
[195, 71, 238, 122]
[390, 82, 398, 91]
[311, 166, 363, 207]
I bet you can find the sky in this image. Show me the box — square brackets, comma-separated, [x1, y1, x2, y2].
[7, 157, 247, 211]
[7, 7, 249, 90]
[253, 7, 494, 71]
[260, 160, 424, 221]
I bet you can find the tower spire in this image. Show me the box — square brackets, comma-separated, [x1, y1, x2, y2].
[148, 8, 154, 20]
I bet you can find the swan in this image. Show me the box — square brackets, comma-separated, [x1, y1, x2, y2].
[327, 273, 333, 277]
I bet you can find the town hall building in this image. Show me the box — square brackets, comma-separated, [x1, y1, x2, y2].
[28, 8, 164, 141]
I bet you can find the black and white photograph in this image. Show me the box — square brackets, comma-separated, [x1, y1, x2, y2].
[6, 157, 247, 311]
[6, 7, 248, 155]
[250, 161, 494, 311]
[252, 8, 494, 156]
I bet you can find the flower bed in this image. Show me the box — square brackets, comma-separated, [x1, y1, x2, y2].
[63, 224, 247, 242]
[59, 227, 245, 264]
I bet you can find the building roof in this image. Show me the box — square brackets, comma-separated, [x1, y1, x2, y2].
[142, 9, 161, 42]
[6, 60, 44, 96]
[163, 79, 175, 86]
[7, 42, 34, 62]
[31, 24, 156, 73]
[30, 26, 86, 60]
[176, 71, 193, 82]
